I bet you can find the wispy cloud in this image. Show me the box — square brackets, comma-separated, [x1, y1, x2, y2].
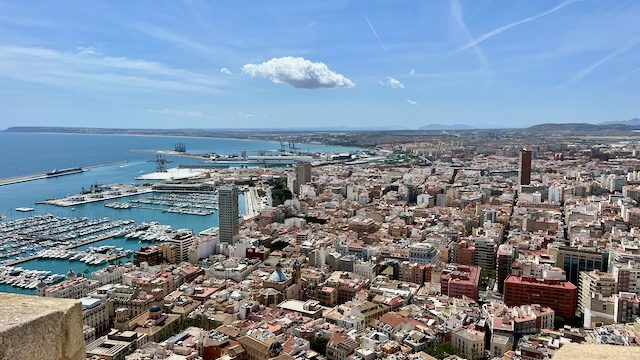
[379, 77, 404, 89]
[448, 0, 492, 81]
[146, 108, 204, 118]
[135, 24, 237, 60]
[0, 45, 223, 94]
[455, 0, 585, 54]
[237, 112, 255, 119]
[365, 17, 387, 52]
[568, 37, 640, 84]
[407, 99, 418, 106]
[220, 67, 232, 75]
[76, 46, 98, 56]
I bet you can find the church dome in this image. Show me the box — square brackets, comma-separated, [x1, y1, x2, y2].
[268, 269, 288, 282]
[268, 341, 283, 356]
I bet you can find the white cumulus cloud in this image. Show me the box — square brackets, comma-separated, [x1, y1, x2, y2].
[220, 67, 232, 75]
[383, 77, 404, 89]
[407, 99, 418, 106]
[242, 56, 354, 89]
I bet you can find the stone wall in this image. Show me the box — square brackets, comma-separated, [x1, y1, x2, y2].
[0, 293, 85, 360]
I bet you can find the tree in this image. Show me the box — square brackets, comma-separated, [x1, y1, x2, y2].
[481, 268, 497, 288]
[271, 188, 292, 206]
[269, 240, 290, 251]
[270, 177, 292, 205]
[554, 315, 566, 329]
[310, 337, 329, 355]
[425, 342, 463, 360]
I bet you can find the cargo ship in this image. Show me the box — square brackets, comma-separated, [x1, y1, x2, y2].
[45, 167, 85, 178]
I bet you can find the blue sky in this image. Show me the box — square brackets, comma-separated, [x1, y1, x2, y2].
[0, 0, 639, 129]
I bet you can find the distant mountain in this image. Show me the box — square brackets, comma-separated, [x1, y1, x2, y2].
[600, 117, 640, 126]
[525, 122, 639, 132]
[418, 123, 474, 130]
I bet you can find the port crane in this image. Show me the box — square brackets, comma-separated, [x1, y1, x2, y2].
[278, 139, 299, 151]
[174, 142, 186, 152]
[147, 153, 173, 172]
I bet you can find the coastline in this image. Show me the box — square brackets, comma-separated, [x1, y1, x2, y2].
[1, 130, 363, 149]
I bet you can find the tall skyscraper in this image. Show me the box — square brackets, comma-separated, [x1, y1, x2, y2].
[519, 148, 532, 186]
[218, 185, 239, 243]
[294, 162, 312, 194]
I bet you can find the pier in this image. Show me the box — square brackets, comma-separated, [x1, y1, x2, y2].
[1, 229, 127, 267]
[42, 184, 153, 207]
[0, 160, 128, 187]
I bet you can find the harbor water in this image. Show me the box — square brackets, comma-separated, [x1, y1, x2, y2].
[0, 132, 358, 294]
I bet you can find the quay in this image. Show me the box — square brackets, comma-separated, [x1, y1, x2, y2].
[42, 184, 153, 207]
[0, 160, 128, 187]
[1, 231, 124, 267]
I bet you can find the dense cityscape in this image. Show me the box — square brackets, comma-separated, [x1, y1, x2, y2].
[2, 1, 640, 359]
[2, 129, 640, 359]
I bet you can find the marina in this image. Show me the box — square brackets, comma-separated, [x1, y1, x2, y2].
[124, 222, 180, 242]
[104, 192, 219, 216]
[38, 245, 132, 265]
[0, 215, 135, 266]
[128, 192, 218, 216]
[0, 132, 358, 294]
[0, 266, 64, 290]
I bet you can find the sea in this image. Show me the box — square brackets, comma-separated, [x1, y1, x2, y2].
[0, 132, 358, 294]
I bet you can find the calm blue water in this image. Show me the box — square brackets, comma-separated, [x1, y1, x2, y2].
[0, 132, 357, 225]
[0, 132, 359, 294]
[0, 132, 356, 179]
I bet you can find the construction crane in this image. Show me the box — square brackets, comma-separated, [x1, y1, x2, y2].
[147, 153, 173, 173]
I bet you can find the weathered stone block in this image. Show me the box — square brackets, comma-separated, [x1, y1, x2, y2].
[0, 293, 86, 360]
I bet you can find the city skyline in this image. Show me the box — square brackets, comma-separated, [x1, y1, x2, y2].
[1, 0, 640, 129]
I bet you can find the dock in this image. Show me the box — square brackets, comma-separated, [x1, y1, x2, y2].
[1, 230, 125, 267]
[0, 160, 128, 187]
[42, 184, 152, 207]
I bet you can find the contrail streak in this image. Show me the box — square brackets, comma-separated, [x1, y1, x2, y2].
[449, 0, 492, 75]
[365, 17, 387, 52]
[455, 0, 586, 54]
[569, 37, 640, 84]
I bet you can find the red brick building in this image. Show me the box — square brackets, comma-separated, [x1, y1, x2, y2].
[134, 246, 164, 266]
[451, 240, 475, 266]
[440, 264, 480, 300]
[519, 149, 532, 186]
[503, 275, 577, 319]
[246, 247, 269, 261]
